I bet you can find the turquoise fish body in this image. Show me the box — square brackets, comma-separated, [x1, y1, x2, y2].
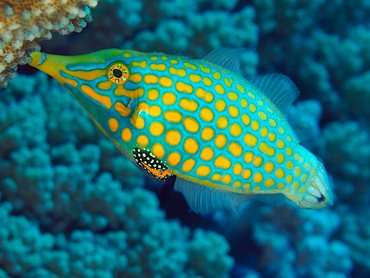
[29, 48, 333, 213]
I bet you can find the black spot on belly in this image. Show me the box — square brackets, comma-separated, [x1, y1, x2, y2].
[133, 147, 172, 183]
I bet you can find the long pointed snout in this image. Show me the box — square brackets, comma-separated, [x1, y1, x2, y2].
[29, 52, 79, 87]
[29, 49, 123, 87]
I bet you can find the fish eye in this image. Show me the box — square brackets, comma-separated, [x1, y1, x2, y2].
[108, 63, 129, 84]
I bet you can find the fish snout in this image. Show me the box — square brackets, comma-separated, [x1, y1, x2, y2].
[29, 51, 76, 86]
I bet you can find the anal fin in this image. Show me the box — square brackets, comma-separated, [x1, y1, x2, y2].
[174, 177, 256, 214]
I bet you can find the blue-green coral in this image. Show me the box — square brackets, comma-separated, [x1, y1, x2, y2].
[0, 199, 233, 278]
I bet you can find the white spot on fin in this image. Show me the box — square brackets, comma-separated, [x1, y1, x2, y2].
[174, 177, 255, 214]
[203, 48, 245, 75]
[250, 73, 300, 116]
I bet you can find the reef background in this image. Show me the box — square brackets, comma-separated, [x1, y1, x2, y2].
[1, 0, 370, 277]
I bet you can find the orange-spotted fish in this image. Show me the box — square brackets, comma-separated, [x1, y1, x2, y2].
[28, 48, 333, 213]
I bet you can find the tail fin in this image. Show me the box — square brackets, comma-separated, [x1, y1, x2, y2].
[299, 159, 334, 209]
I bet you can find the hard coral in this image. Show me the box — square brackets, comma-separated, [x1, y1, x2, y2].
[0, 0, 98, 88]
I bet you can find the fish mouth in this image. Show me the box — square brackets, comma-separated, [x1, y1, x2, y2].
[29, 51, 46, 67]
[298, 162, 334, 209]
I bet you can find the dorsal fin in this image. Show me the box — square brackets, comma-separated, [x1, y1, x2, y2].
[203, 48, 245, 75]
[290, 125, 312, 142]
[250, 73, 300, 116]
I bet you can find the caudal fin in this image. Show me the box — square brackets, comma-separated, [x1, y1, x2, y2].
[298, 160, 334, 209]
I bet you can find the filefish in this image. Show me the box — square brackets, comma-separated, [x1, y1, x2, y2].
[29, 48, 333, 213]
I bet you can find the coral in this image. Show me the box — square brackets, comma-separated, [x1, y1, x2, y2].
[339, 206, 370, 277]
[316, 121, 370, 204]
[252, 0, 370, 119]
[0, 201, 57, 278]
[341, 70, 370, 116]
[252, 0, 325, 35]
[0, 269, 11, 278]
[186, 229, 234, 278]
[0, 197, 130, 278]
[0, 193, 233, 278]
[288, 100, 322, 149]
[0, 0, 99, 88]
[249, 204, 352, 278]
